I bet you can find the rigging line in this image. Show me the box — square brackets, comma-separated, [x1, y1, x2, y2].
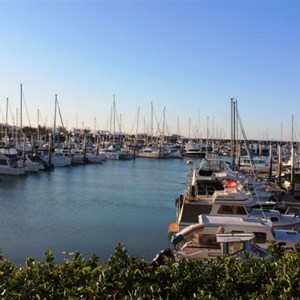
[0, 106, 5, 123]
[293, 119, 300, 142]
[129, 111, 137, 135]
[56, 99, 65, 129]
[153, 111, 161, 136]
[191, 119, 198, 139]
[114, 106, 122, 133]
[165, 121, 171, 137]
[8, 102, 15, 126]
[154, 109, 165, 137]
[0, 103, 5, 125]
[235, 100, 257, 178]
[249, 185, 267, 216]
[22, 90, 32, 128]
[120, 114, 127, 134]
[38, 111, 45, 128]
[220, 106, 231, 139]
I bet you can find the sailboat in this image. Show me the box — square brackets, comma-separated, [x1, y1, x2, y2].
[135, 103, 167, 159]
[41, 94, 71, 167]
[0, 96, 26, 175]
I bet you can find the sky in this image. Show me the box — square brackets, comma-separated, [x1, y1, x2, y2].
[0, 0, 299, 141]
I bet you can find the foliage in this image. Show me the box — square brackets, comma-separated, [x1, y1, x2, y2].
[0, 243, 300, 299]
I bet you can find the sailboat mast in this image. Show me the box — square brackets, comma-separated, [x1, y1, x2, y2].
[37, 109, 40, 145]
[206, 115, 209, 152]
[151, 102, 153, 142]
[5, 98, 8, 145]
[291, 114, 294, 149]
[177, 117, 179, 143]
[136, 106, 140, 139]
[162, 107, 165, 144]
[53, 94, 57, 146]
[20, 84, 23, 138]
[134, 106, 140, 157]
[113, 94, 116, 145]
[231, 98, 236, 170]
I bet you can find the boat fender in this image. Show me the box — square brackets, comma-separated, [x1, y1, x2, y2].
[168, 223, 179, 235]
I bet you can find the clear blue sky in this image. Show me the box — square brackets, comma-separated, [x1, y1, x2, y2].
[0, 0, 299, 141]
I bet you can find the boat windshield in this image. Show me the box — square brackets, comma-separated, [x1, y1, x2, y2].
[227, 241, 245, 255]
[200, 159, 229, 173]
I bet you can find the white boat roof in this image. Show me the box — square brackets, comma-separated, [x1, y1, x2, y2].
[199, 214, 272, 228]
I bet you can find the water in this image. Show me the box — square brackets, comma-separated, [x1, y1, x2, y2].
[0, 158, 196, 265]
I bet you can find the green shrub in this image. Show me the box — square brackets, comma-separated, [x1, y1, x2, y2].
[1, 243, 300, 299]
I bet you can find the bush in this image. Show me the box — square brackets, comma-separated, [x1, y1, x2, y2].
[1, 243, 300, 299]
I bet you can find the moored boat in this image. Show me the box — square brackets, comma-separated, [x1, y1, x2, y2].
[171, 214, 300, 258]
[0, 154, 26, 175]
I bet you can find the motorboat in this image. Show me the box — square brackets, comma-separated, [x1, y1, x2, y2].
[85, 152, 105, 163]
[169, 161, 300, 234]
[135, 144, 167, 159]
[0, 154, 26, 175]
[151, 232, 271, 265]
[175, 231, 271, 261]
[18, 155, 41, 173]
[171, 215, 300, 259]
[61, 148, 86, 165]
[99, 146, 120, 160]
[183, 142, 205, 158]
[165, 148, 183, 159]
[171, 184, 300, 232]
[41, 148, 72, 167]
[238, 155, 274, 174]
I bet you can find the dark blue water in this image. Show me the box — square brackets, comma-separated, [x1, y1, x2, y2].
[0, 158, 195, 265]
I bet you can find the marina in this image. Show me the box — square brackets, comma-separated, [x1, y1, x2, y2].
[0, 157, 189, 265]
[2, 128, 300, 265]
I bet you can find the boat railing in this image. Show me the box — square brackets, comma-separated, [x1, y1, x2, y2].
[285, 206, 300, 217]
[197, 183, 218, 196]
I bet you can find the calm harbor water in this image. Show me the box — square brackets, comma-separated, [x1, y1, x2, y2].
[0, 157, 197, 265]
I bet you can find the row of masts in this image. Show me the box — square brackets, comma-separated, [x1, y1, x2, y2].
[230, 98, 299, 194]
[2, 89, 300, 157]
